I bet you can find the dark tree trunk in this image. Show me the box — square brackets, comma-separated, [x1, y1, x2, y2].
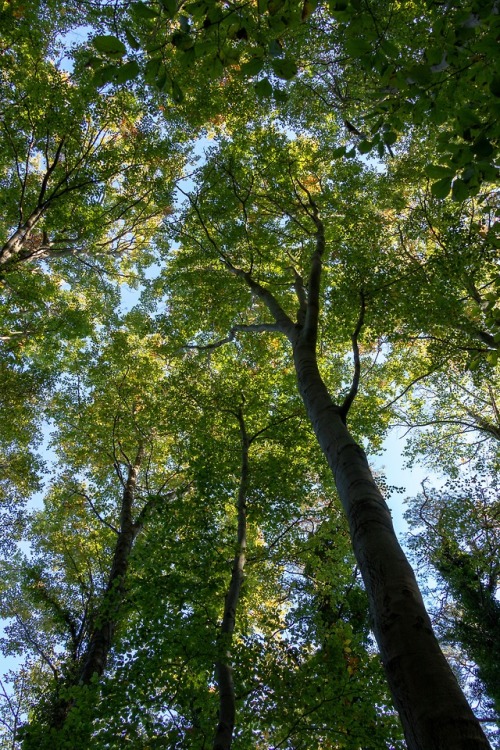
[49, 445, 145, 734]
[78, 446, 144, 685]
[213, 411, 249, 750]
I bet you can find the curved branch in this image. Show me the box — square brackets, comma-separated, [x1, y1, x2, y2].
[380, 364, 442, 411]
[226, 264, 295, 336]
[75, 489, 119, 534]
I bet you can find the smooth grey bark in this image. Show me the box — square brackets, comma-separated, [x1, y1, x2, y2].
[291, 342, 490, 749]
[220, 189, 491, 749]
[213, 410, 249, 750]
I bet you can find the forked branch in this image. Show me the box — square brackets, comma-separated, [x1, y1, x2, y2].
[340, 291, 366, 421]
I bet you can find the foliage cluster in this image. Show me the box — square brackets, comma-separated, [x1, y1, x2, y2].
[0, 0, 499, 749]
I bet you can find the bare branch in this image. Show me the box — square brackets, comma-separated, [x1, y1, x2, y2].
[75, 489, 119, 534]
[380, 364, 442, 411]
[249, 411, 302, 444]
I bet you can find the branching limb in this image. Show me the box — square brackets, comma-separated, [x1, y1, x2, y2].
[224, 262, 295, 335]
[380, 364, 442, 411]
[296, 185, 325, 345]
[133, 484, 189, 531]
[289, 266, 307, 326]
[74, 489, 119, 534]
[488, 384, 500, 427]
[179, 178, 296, 339]
[249, 410, 303, 444]
[184, 323, 282, 351]
[340, 291, 366, 421]
[13, 615, 59, 681]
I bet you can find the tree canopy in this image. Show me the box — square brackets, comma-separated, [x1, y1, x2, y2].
[0, 1, 499, 749]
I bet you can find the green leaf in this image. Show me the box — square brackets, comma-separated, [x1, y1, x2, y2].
[172, 31, 194, 50]
[456, 108, 481, 129]
[254, 77, 273, 96]
[92, 35, 126, 57]
[240, 57, 265, 76]
[125, 28, 141, 50]
[156, 69, 168, 91]
[267, 0, 285, 14]
[328, 0, 350, 15]
[159, 0, 177, 18]
[93, 64, 120, 86]
[269, 39, 283, 57]
[406, 64, 432, 85]
[472, 137, 494, 158]
[381, 40, 399, 58]
[490, 76, 500, 98]
[424, 164, 454, 180]
[451, 178, 469, 202]
[130, 1, 160, 19]
[345, 39, 372, 57]
[114, 60, 141, 84]
[273, 87, 288, 103]
[144, 57, 162, 84]
[271, 57, 298, 80]
[383, 130, 397, 146]
[171, 79, 184, 103]
[84, 56, 103, 70]
[357, 139, 373, 154]
[431, 176, 452, 199]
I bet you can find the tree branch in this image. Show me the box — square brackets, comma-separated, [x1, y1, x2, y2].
[184, 323, 282, 351]
[289, 266, 307, 327]
[75, 489, 119, 534]
[380, 364, 442, 411]
[299, 188, 325, 345]
[224, 263, 295, 336]
[340, 291, 366, 421]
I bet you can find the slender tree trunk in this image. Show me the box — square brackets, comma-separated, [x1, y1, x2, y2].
[213, 411, 249, 750]
[78, 446, 144, 684]
[292, 339, 491, 750]
[48, 445, 145, 734]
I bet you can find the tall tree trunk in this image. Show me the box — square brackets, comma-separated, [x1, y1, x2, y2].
[202, 167, 490, 748]
[291, 339, 490, 750]
[48, 444, 145, 735]
[213, 411, 249, 750]
[78, 444, 145, 685]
